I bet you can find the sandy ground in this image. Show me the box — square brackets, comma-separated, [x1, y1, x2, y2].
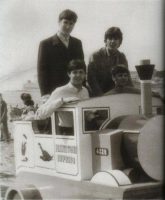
[0, 141, 15, 176]
[0, 120, 15, 175]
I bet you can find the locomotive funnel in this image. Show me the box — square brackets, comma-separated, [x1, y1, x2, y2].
[135, 59, 155, 117]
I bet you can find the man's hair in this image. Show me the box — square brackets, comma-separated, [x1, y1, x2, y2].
[67, 59, 86, 74]
[111, 65, 129, 77]
[104, 27, 123, 44]
[21, 93, 32, 101]
[59, 9, 78, 23]
[20, 93, 34, 106]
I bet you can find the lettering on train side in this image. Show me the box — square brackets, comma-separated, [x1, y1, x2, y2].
[56, 145, 77, 154]
[57, 155, 76, 164]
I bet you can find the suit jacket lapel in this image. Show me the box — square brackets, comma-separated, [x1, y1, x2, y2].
[52, 34, 63, 46]
[53, 34, 72, 52]
[68, 36, 74, 50]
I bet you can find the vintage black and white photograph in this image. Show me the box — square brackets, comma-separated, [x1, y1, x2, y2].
[0, 0, 164, 199]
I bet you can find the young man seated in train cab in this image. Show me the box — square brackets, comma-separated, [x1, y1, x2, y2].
[35, 59, 89, 120]
[104, 65, 161, 97]
[104, 65, 140, 95]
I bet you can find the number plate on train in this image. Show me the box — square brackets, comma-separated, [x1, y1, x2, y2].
[95, 148, 108, 156]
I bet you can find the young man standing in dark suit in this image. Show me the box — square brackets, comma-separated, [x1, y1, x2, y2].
[37, 9, 84, 101]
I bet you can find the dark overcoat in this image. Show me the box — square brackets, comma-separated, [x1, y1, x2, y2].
[37, 34, 84, 96]
[0, 100, 7, 122]
[0, 100, 10, 140]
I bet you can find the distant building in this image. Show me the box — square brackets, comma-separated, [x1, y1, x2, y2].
[23, 80, 39, 90]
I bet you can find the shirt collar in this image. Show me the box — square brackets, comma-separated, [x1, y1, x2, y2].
[68, 82, 83, 92]
[57, 31, 70, 41]
[106, 47, 119, 57]
[52, 34, 62, 45]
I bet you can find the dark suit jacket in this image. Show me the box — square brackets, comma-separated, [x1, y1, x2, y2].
[37, 34, 84, 96]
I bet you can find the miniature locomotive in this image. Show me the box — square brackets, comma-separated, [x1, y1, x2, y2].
[4, 62, 164, 199]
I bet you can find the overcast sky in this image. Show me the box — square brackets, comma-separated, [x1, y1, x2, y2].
[0, 0, 163, 90]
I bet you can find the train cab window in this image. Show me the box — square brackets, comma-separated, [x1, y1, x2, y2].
[83, 108, 109, 133]
[55, 111, 74, 136]
[32, 118, 52, 134]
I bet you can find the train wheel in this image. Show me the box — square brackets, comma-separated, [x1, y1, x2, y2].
[12, 192, 22, 200]
[91, 170, 131, 187]
[5, 185, 42, 200]
[5, 190, 22, 200]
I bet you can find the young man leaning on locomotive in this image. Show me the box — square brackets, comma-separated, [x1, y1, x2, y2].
[35, 59, 89, 120]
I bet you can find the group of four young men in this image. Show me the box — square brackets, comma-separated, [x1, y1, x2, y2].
[36, 9, 133, 119]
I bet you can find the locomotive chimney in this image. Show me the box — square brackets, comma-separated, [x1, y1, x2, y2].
[135, 59, 155, 117]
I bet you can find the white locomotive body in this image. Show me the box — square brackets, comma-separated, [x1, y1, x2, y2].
[4, 93, 163, 199]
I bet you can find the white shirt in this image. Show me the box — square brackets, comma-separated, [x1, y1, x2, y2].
[36, 82, 89, 119]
